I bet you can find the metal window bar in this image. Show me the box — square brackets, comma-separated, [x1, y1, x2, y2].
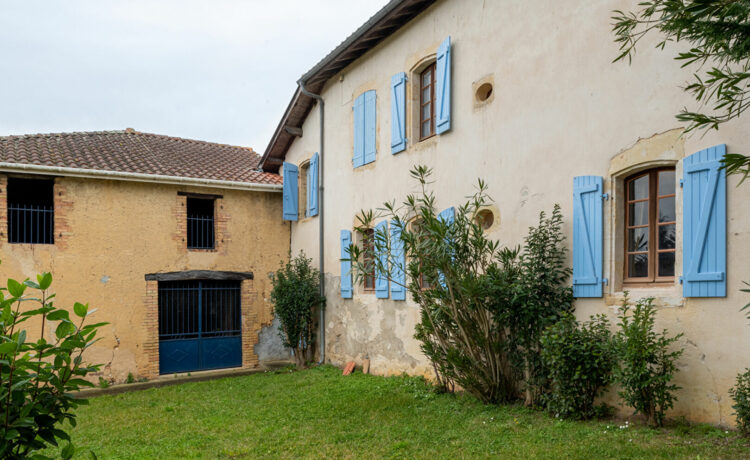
[187, 214, 215, 249]
[7, 204, 54, 244]
[158, 280, 241, 341]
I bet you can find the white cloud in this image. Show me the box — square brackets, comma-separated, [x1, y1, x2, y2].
[0, 0, 389, 150]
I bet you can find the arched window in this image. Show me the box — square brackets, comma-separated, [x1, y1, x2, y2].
[624, 168, 676, 283]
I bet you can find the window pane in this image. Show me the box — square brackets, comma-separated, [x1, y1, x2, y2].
[628, 227, 649, 252]
[658, 196, 675, 222]
[628, 253, 649, 278]
[659, 224, 676, 249]
[628, 201, 649, 226]
[628, 174, 649, 201]
[422, 86, 431, 103]
[422, 69, 432, 86]
[658, 252, 675, 277]
[421, 121, 431, 138]
[658, 170, 675, 196]
[422, 103, 431, 120]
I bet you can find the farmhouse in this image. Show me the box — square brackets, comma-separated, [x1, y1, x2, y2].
[263, 0, 750, 425]
[0, 129, 290, 381]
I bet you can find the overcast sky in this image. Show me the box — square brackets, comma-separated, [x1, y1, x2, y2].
[0, 0, 389, 151]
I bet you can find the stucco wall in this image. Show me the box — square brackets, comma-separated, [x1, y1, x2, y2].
[282, 0, 750, 426]
[0, 175, 290, 382]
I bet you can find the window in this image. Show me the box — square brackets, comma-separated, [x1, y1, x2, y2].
[7, 177, 54, 244]
[299, 162, 309, 219]
[624, 168, 676, 283]
[420, 63, 436, 140]
[362, 228, 375, 291]
[186, 197, 215, 249]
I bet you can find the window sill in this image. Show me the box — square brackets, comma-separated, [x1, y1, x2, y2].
[605, 283, 684, 309]
[187, 248, 218, 253]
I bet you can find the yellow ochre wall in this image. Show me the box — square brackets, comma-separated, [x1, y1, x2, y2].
[0, 174, 290, 382]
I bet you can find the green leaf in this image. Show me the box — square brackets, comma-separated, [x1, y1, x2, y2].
[38, 272, 53, 290]
[61, 442, 75, 460]
[55, 320, 76, 339]
[7, 279, 25, 297]
[0, 342, 18, 354]
[73, 302, 88, 318]
[47, 310, 70, 321]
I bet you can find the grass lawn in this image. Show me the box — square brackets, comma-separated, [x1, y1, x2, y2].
[52, 365, 748, 459]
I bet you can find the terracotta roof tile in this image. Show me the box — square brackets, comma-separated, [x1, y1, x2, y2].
[0, 129, 282, 185]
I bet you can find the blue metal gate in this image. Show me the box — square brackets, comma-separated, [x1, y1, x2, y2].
[158, 280, 242, 374]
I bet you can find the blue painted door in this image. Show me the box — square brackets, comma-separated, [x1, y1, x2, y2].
[159, 280, 242, 374]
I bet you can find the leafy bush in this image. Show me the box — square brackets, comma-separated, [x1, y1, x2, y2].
[615, 296, 683, 427]
[347, 166, 572, 405]
[730, 368, 750, 434]
[503, 205, 574, 406]
[270, 252, 325, 369]
[0, 273, 106, 459]
[540, 314, 617, 419]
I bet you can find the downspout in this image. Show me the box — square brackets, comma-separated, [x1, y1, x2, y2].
[297, 79, 326, 364]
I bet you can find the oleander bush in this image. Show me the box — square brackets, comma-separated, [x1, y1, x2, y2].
[730, 368, 750, 434]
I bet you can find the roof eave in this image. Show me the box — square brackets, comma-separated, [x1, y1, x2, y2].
[260, 0, 437, 172]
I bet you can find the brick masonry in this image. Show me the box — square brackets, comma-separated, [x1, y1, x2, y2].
[141, 278, 261, 379]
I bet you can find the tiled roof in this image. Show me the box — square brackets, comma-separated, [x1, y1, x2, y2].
[0, 129, 281, 185]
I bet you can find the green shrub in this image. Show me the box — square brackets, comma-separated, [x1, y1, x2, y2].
[126, 372, 135, 384]
[269, 252, 325, 369]
[0, 273, 107, 458]
[729, 368, 750, 434]
[540, 314, 617, 419]
[615, 296, 683, 427]
[503, 205, 574, 407]
[347, 166, 572, 405]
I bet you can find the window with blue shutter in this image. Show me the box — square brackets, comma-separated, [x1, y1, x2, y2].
[375, 221, 389, 298]
[683, 144, 727, 297]
[307, 153, 319, 217]
[435, 36, 452, 135]
[390, 220, 406, 300]
[282, 162, 298, 221]
[573, 176, 604, 298]
[340, 230, 353, 299]
[391, 72, 407, 154]
[353, 90, 376, 168]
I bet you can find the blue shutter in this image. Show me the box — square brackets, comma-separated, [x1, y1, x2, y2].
[573, 176, 604, 298]
[340, 230, 353, 299]
[375, 220, 389, 298]
[282, 162, 298, 221]
[391, 72, 407, 154]
[438, 207, 455, 288]
[353, 93, 365, 168]
[307, 153, 319, 217]
[364, 90, 377, 164]
[390, 220, 406, 300]
[683, 144, 727, 297]
[435, 36, 452, 135]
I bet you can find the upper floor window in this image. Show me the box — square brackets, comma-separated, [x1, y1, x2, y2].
[419, 62, 436, 140]
[353, 90, 376, 168]
[625, 168, 676, 283]
[7, 177, 54, 244]
[186, 197, 215, 250]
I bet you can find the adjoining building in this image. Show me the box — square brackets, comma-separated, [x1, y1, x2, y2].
[0, 129, 290, 381]
[263, 0, 750, 426]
